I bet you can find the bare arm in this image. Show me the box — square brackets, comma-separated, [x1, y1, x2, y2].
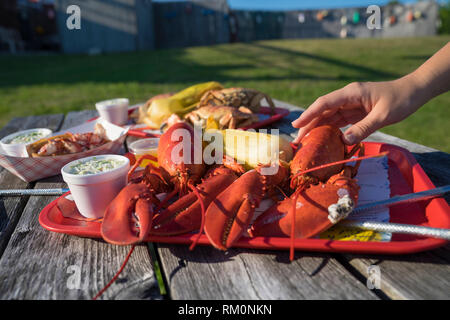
[409, 42, 450, 104]
[292, 42, 450, 144]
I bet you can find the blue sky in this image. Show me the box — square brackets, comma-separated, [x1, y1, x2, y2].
[153, 1, 448, 11]
[227, 0, 419, 11]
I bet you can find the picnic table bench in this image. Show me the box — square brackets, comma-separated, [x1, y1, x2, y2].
[0, 100, 449, 300]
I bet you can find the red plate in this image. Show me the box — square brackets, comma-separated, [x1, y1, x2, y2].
[39, 142, 450, 254]
[88, 105, 290, 138]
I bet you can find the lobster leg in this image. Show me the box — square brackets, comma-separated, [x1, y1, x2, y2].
[152, 189, 201, 235]
[152, 167, 238, 236]
[249, 167, 360, 239]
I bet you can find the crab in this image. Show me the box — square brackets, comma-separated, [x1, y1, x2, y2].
[198, 88, 275, 113]
[184, 105, 259, 129]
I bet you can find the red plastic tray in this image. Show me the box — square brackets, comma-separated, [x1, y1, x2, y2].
[39, 142, 450, 254]
[88, 105, 290, 138]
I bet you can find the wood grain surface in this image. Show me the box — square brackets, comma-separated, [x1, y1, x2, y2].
[0, 101, 448, 300]
[158, 245, 379, 300]
[0, 114, 64, 257]
[0, 111, 161, 300]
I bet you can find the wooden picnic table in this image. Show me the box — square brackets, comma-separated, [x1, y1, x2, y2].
[0, 100, 449, 300]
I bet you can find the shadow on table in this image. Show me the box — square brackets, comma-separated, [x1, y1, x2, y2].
[159, 243, 335, 281]
[411, 151, 450, 204]
[343, 244, 450, 266]
[0, 199, 10, 235]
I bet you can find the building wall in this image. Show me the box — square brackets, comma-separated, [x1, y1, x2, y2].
[381, 1, 439, 38]
[53, 0, 438, 54]
[54, 0, 154, 54]
[234, 1, 438, 42]
[0, 0, 20, 30]
[153, 1, 229, 49]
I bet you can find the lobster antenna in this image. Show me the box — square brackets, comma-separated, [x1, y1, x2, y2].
[290, 152, 388, 187]
[289, 186, 306, 262]
[188, 183, 206, 251]
[155, 189, 178, 213]
[275, 185, 288, 199]
[127, 154, 159, 182]
[290, 190, 300, 261]
[92, 244, 136, 300]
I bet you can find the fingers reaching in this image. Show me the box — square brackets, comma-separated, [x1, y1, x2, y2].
[292, 117, 320, 144]
[291, 83, 362, 129]
[292, 82, 365, 144]
[293, 106, 366, 144]
[343, 109, 383, 144]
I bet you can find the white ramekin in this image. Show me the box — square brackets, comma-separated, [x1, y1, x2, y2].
[95, 98, 129, 126]
[0, 128, 53, 157]
[61, 154, 130, 219]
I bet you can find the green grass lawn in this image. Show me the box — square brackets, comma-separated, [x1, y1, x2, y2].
[1, 36, 449, 151]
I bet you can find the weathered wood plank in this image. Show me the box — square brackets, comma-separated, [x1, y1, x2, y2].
[0, 114, 64, 141]
[344, 249, 450, 300]
[0, 111, 161, 300]
[0, 184, 158, 299]
[0, 114, 64, 257]
[158, 244, 379, 300]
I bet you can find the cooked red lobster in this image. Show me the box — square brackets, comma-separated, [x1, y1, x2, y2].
[101, 122, 244, 247]
[95, 123, 382, 299]
[250, 126, 363, 241]
[101, 124, 376, 248]
[204, 125, 365, 256]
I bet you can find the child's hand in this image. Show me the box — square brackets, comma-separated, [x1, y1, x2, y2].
[291, 78, 422, 144]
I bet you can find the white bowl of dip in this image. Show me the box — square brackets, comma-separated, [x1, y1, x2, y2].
[61, 154, 130, 219]
[0, 128, 53, 157]
[95, 98, 129, 126]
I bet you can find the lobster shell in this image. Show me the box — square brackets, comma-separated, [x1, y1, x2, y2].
[204, 163, 289, 250]
[157, 122, 205, 193]
[152, 166, 238, 236]
[249, 168, 360, 238]
[290, 125, 346, 188]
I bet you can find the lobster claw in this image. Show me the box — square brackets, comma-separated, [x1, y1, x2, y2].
[249, 168, 359, 239]
[101, 183, 158, 245]
[205, 163, 288, 250]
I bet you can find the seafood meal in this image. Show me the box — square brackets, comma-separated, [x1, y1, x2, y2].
[27, 82, 391, 299]
[26, 123, 110, 157]
[100, 122, 370, 261]
[197, 87, 275, 113]
[131, 82, 275, 130]
[184, 105, 259, 129]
